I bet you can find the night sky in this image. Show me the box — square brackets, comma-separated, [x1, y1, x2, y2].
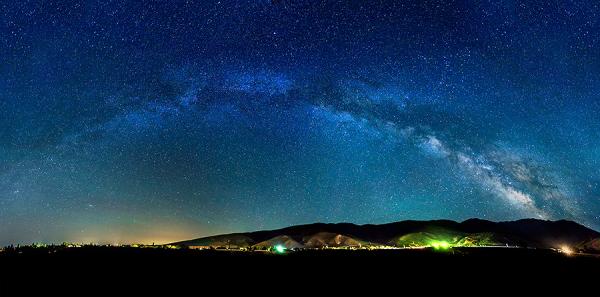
[1, 0, 600, 245]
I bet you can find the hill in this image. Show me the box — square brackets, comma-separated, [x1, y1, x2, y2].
[171, 218, 600, 252]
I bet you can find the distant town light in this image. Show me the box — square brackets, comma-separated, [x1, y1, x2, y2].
[274, 244, 286, 253]
[431, 241, 451, 250]
[559, 245, 574, 255]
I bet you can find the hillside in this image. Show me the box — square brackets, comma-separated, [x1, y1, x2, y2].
[172, 218, 600, 252]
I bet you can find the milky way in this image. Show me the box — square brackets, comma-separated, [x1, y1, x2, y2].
[1, 1, 600, 245]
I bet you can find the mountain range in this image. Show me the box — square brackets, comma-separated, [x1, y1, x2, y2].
[172, 218, 600, 252]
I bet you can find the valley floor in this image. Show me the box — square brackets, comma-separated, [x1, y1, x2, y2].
[1, 246, 597, 296]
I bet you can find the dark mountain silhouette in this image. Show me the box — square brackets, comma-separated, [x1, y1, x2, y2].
[172, 218, 600, 252]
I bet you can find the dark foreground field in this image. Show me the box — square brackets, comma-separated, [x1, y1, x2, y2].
[1, 247, 598, 296]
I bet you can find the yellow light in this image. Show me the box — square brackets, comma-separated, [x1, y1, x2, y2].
[560, 245, 574, 255]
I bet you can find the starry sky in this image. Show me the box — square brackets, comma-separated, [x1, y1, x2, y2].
[1, 0, 600, 245]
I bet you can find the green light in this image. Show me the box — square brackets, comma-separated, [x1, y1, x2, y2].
[430, 241, 451, 250]
[274, 244, 286, 253]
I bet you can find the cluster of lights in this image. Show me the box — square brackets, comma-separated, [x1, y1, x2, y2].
[274, 244, 286, 254]
[430, 241, 451, 250]
[559, 245, 574, 255]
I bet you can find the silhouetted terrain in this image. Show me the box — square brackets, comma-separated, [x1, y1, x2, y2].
[173, 218, 600, 252]
[2, 218, 599, 296]
[1, 245, 599, 296]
